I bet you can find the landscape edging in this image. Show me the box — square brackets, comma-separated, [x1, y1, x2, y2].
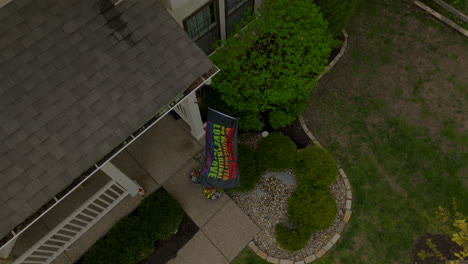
[248, 29, 352, 264]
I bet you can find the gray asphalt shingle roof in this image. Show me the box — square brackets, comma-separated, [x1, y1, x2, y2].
[0, 0, 213, 238]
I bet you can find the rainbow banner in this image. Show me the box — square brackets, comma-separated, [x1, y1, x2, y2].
[199, 108, 240, 188]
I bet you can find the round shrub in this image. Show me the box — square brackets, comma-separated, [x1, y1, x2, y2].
[83, 190, 184, 264]
[275, 223, 311, 251]
[288, 185, 337, 231]
[258, 132, 297, 171]
[137, 190, 184, 241]
[83, 218, 151, 264]
[294, 146, 338, 186]
[231, 144, 263, 192]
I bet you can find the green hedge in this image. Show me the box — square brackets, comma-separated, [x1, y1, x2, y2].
[275, 224, 311, 251]
[258, 133, 297, 171]
[294, 146, 338, 186]
[210, 0, 332, 131]
[231, 144, 263, 192]
[83, 190, 183, 264]
[275, 145, 338, 251]
[313, 0, 357, 36]
[276, 185, 337, 251]
[288, 185, 337, 231]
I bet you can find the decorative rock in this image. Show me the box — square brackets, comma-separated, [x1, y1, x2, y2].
[346, 199, 352, 210]
[346, 190, 352, 199]
[257, 249, 268, 259]
[331, 233, 341, 244]
[264, 171, 297, 186]
[295, 261, 306, 264]
[279, 259, 294, 264]
[249, 241, 259, 253]
[262, 131, 269, 137]
[304, 254, 317, 263]
[344, 210, 352, 223]
[267, 256, 279, 264]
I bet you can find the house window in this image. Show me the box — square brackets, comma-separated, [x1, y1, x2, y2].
[225, 0, 254, 36]
[185, 3, 217, 41]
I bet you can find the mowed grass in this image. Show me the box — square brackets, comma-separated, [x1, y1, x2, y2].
[304, 0, 468, 263]
[233, 0, 467, 263]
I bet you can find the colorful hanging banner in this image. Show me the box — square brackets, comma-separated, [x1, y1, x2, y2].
[199, 108, 240, 188]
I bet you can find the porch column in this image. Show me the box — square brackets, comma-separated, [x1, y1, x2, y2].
[0, 235, 18, 258]
[219, 0, 227, 40]
[174, 91, 205, 140]
[101, 162, 143, 197]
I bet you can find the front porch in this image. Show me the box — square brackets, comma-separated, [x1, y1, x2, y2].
[6, 114, 258, 264]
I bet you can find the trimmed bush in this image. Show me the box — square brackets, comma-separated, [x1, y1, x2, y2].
[275, 223, 311, 252]
[313, 0, 357, 36]
[137, 190, 184, 242]
[210, 0, 332, 131]
[231, 144, 263, 192]
[288, 185, 337, 231]
[83, 190, 183, 264]
[258, 133, 297, 171]
[294, 146, 338, 186]
[275, 185, 337, 251]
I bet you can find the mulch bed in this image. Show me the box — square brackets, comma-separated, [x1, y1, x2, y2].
[139, 213, 199, 264]
[412, 233, 463, 264]
[275, 118, 311, 149]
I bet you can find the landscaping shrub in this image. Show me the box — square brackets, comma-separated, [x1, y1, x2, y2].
[275, 223, 311, 251]
[275, 185, 337, 251]
[258, 133, 297, 171]
[294, 146, 338, 186]
[313, 0, 357, 36]
[210, 0, 332, 131]
[288, 185, 337, 231]
[83, 190, 183, 264]
[231, 144, 263, 192]
[137, 190, 184, 242]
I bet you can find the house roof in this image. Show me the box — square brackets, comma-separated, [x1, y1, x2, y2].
[0, 0, 213, 238]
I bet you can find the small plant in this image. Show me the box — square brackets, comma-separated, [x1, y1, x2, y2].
[294, 146, 338, 186]
[204, 187, 223, 200]
[258, 132, 297, 171]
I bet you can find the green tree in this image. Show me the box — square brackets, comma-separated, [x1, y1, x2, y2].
[210, 0, 332, 131]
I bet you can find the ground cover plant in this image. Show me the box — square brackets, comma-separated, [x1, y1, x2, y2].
[82, 190, 183, 264]
[209, 0, 332, 131]
[234, 0, 467, 262]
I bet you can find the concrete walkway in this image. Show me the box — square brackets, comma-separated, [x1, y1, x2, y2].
[164, 159, 260, 264]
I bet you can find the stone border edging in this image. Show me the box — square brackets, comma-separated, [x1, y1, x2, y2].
[248, 30, 352, 264]
[317, 29, 349, 82]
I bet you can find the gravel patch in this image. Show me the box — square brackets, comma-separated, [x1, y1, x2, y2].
[228, 170, 347, 261]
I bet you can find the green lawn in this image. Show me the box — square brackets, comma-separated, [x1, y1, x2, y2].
[232, 0, 468, 263]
